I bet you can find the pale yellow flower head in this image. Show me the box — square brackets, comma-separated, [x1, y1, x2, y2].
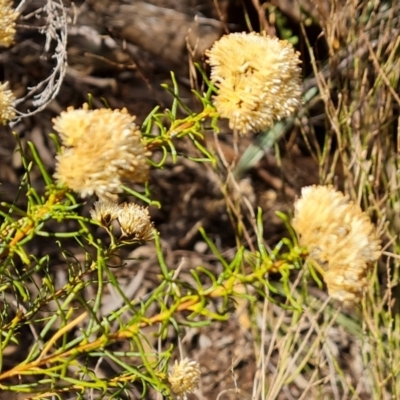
[0, 0, 18, 47]
[117, 203, 154, 241]
[53, 107, 95, 147]
[168, 358, 201, 399]
[90, 200, 120, 226]
[53, 105, 151, 199]
[0, 81, 15, 124]
[292, 185, 381, 305]
[206, 32, 302, 134]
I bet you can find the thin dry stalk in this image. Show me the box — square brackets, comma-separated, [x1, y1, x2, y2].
[12, 0, 68, 122]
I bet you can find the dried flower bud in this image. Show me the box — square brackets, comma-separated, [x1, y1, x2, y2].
[206, 32, 302, 134]
[53, 105, 151, 199]
[168, 358, 201, 399]
[117, 203, 154, 241]
[90, 200, 120, 226]
[0, 81, 15, 124]
[0, 0, 18, 47]
[292, 185, 381, 305]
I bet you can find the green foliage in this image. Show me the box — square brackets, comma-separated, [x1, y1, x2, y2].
[0, 74, 309, 398]
[1, 2, 399, 397]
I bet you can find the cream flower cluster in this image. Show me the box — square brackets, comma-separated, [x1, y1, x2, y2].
[292, 185, 381, 305]
[90, 200, 154, 241]
[168, 358, 201, 399]
[206, 32, 302, 134]
[0, 0, 18, 47]
[0, 81, 15, 124]
[53, 104, 150, 199]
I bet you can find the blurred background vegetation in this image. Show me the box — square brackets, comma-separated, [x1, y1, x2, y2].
[0, 0, 399, 399]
